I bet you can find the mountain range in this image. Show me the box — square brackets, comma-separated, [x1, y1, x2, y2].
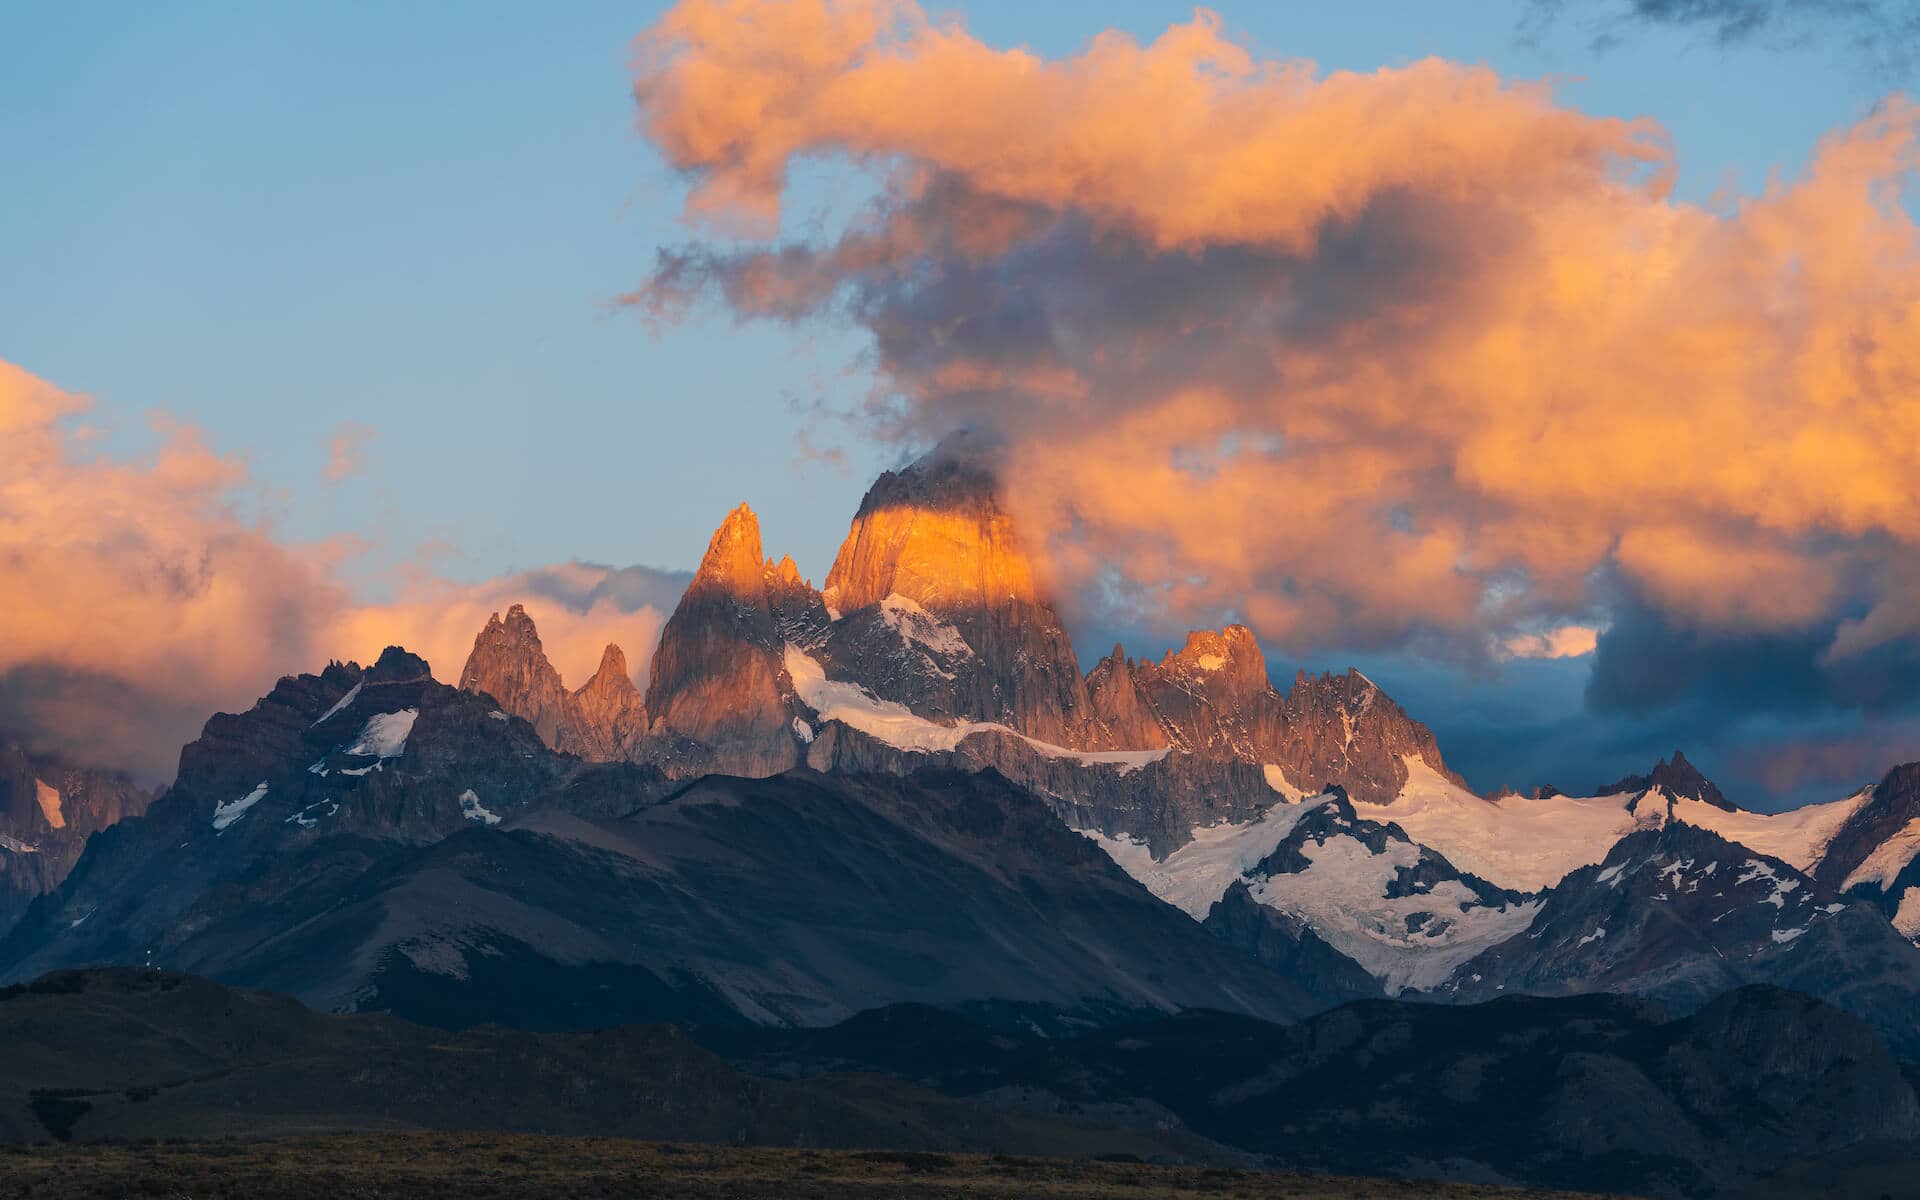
[8, 440, 1920, 1194]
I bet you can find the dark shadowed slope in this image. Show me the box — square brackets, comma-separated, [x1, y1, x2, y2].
[0, 648, 1321, 1030]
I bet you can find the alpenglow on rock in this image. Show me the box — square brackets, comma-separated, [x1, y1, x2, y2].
[641, 503, 825, 777]
[456, 444, 1478, 852]
[817, 441, 1092, 746]
[458, 604, 645, 762]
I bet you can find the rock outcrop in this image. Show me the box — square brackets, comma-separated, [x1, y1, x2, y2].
[572, 643, 649, 760]
[818, 443, 1090, 745]
[459, 605, 647, 762]
[1598, 750, 1736, 812]
[641, 504, 821, 777]
[1082, 628, 1463, 806]
[0, 742, 154, 935]
[1443, 820, 1920, 1056]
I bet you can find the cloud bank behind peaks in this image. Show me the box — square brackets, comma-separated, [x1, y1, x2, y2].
[0, 359, 681, 779]
[629, 0, 1920, 678]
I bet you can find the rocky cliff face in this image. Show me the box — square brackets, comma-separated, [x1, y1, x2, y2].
[572, 643, 649, 760]
[1808, 761, 1920, 940]
[1086, 628, 1282, 759]
[0, 741, 154, 935]
[818, 446, 1090, 745]
[641, 505, 819, 777]
[1443, 820, 1920, 1056]
[459, 605, 646, 763]
[1082, 628, 1462, 806]
[463, 454, 1470, 849]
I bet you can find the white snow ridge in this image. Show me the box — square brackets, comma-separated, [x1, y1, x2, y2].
[213, 782, 268, 831]
[459, 789, 502, 825]
[312, 681, 363, 726]
[785, 643, 1168, 772]
[345, 709, 418, 759]
[878, 593, 973, 664]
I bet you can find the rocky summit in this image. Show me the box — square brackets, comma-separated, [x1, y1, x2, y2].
[459, 605, 646, 763]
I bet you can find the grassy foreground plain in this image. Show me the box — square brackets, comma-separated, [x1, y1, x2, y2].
[0, 1133, 1629, 1199]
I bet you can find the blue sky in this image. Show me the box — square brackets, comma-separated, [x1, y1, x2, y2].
[0, 1, 1904, 801]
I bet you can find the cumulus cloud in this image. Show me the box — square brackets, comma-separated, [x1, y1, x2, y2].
[0, 360, 682, 779]
[333, 562, 688, 696]
[627, 0, 1920, 683]
[322, 420, 376, 484]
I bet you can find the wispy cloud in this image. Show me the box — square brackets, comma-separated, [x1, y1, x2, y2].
[321, 420, 376, 484]
[1526, 0, 1920, 73]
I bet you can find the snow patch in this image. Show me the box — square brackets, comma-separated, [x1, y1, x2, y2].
[878, 593, 973, 665]
[1082, 796, 1334, 919]
[284, 800, 338, 829]
[0, 833, 39, 854]
[1674, 787, 1872, 873]
[1771, 927, 1807, 945]
[33, 780, 64, 830]
[1735, 859, 1799, 908]
[1578, 926, 1607, 947]
[212, 782, 268, 831]
[488, 709, 509, 722]
[344, 709, 417, 759]
[313, 681, 362, 725]
[1893, 888, 1920, 939]
[784, 644, 1168, 771]
[785, 644, 973, 752]
[1194, 653, 1228, 671]
[1596, 863, 1627, 887]
[1020, 736, 1169, 772]
[459, 789, 501, 825]
[1841, 816, 1920, 893]
[1245, 833, 1541, 994]
[1384, 757, 1642, 892]
[1263, 764, 1306, 800]
[792, 716, 815, 743]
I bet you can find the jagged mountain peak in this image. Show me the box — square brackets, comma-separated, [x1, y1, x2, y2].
[1599, 749, 1736, 813]
[692, 502, 767, 596]
[458, 606, 641, 763]
[368, 645, 433, 683]
[460, 606, 574, 746]
[1285, 666, 1382, 710]
[640, 506, 817, 775]
[1155, 625, 1269, 698]
[579, 643, 633, 696]
[766, 553, 805, 588]
[850, 434, 1003, 521]
[815, 435, 1086, 745]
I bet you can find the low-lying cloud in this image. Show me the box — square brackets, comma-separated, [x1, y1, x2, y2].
[0, 360, 681, 779]
[627, 0, 1920, 690]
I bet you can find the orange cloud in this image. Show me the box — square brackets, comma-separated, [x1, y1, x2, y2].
[0, 360, 675, 778]
[631, 0, 1920, 663]
[330, 575, 673, 697]
[1501, 626, 1603, 661]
